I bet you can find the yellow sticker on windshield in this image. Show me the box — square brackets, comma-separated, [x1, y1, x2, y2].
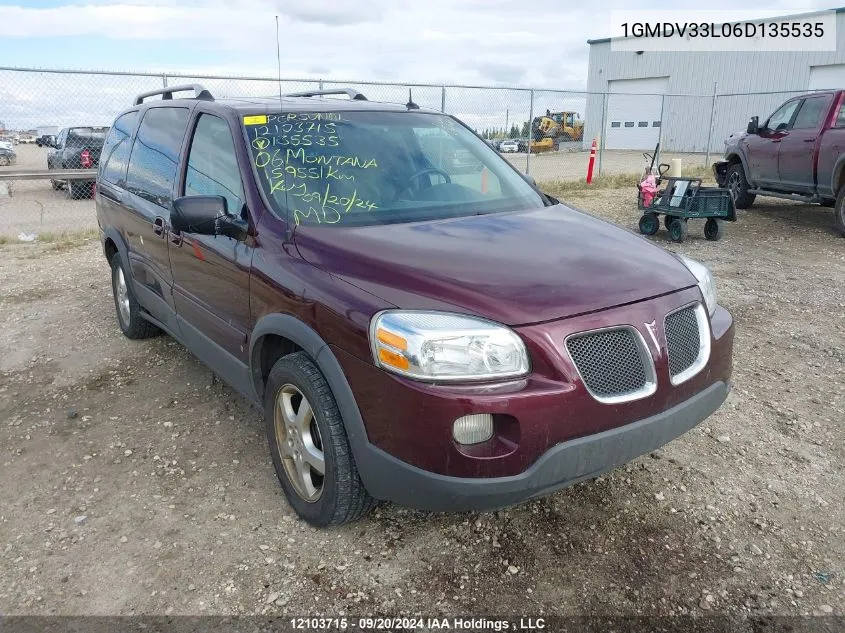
[243, 115, 268, 126]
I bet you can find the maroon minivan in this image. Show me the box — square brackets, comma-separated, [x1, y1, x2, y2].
[96, 85, 734, 526]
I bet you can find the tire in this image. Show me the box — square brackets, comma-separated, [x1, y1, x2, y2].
[704, 218, 724, 241]
[50, 180, 62, 190]
[265, 352, 377, 527]
[664, 215, 678, 230]
[668, 218, 688, 243]
[638, 213, 660, 236]
[0, 156, 9, 167]
[110, 254, 160, 339]
[68, 180, 90, 200]
[820, 199, 836, 208]
[726, 163, 756, 210]
[835, 187, 845, 237]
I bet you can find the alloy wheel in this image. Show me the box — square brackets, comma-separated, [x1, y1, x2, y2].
[115, 266, 131, 326]
[274, 384, 325, 502]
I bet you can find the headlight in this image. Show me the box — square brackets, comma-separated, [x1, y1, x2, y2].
[678, 254, 717, 316]
[369, 311, 530, 381]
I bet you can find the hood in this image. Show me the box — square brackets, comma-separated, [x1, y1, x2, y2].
[294, 205, 697, 326]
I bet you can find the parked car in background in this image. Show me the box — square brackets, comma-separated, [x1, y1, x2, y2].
[500, 140, 519, 153]
[0, 146, 16, 166]
[36, 135, 55, 147]
[48, 126, 109, 198]
[516, 137, 530, 152]
[97, 84, 734, 527]
[714, 90, 845, 236]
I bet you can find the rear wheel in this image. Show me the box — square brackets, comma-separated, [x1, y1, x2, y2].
[265, 352, 376, 527]
[110, 254, 160, 339]
[67, 180, 91, 200]
[0, 155, 9, 167]
[704, 218, 724, 241]
[664, 215, 678, 230]
[638, 213, 660, 236]
[835, 187, 845, 237]
[726, 163, 756, 209]
[668, 218, 688, 243]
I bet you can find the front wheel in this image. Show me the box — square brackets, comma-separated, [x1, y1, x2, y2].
[265, 352, 376, 527]
[726, 163, 756, 210]
[638, 213, 660, 236]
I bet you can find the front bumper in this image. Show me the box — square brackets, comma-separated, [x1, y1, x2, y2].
[357, 380, 729, 511]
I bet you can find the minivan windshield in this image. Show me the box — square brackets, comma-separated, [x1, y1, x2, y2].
[244, 111, 547, 227]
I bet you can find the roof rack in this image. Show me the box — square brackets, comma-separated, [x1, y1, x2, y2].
[284, 88, 368, 101]
[133, 84, 214, 106]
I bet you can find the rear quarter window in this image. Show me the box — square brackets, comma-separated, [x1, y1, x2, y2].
[100, 112, 138, 185]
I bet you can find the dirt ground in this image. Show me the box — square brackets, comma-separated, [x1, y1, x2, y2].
[0, 189, 843, 620]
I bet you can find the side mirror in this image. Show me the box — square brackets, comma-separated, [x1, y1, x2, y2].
[747, 116, 759, 134]
[171, 195, 248, 241]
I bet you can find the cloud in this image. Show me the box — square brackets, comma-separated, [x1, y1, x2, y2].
[0, 0, 835, 131]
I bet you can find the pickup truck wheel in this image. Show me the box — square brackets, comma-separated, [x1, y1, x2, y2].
[67, 180, 90, 200]
[668, 218, 688, 243]
[50, 180, 62, 190]
[110, 254, 160, 339]
[835, 188, 845, 237]
[726, 164, 756, 209]
[265, 352, 377, 527]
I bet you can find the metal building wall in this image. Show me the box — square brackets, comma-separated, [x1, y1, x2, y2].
[584, 10, 845, 152]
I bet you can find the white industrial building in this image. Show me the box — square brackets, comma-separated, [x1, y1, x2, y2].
[583, 8, 845, 152]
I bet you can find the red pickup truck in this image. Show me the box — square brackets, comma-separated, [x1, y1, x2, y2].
[713, 90, 845, 236]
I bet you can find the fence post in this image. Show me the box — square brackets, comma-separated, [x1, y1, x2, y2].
[526, 88, 534, 175]
[705, 82, 718, 168]
[441, 86, 446, 113]
[319, 79, 324, 90]
[656, 94, 666, 166]
[162, 73, 168, 88]
[598, 92, 608, 177]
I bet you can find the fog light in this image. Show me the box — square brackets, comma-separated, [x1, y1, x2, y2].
[452, 414, 494, 445]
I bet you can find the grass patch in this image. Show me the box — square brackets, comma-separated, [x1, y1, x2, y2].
[0, 228, 99, 254]
[37, 228, 99, 244]
[540, 164, 714, 197]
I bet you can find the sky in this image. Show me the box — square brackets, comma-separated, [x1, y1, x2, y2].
[0, 0, 836, 131]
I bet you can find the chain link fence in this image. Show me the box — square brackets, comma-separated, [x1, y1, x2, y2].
[0, 66, 824, 237]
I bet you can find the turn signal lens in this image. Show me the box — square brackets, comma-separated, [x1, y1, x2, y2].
[378, 347, 410, 370]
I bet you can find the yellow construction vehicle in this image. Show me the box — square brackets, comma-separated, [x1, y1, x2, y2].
[529, 110, 584, 152]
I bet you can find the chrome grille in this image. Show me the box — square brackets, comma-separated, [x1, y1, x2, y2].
[566, 327, 654, 402]
[665, 306, 701, 378]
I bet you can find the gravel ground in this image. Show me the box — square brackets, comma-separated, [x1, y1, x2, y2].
[0, 189, 843, 619]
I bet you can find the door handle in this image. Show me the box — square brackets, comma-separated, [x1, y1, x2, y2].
[804, 138, 816, 143]
[153, 217, 166, 238]
[170, 231, 183, 247]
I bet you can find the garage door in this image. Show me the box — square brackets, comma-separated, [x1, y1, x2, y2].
[809, 64, 845, 90]
[606, 77, 669, 150]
